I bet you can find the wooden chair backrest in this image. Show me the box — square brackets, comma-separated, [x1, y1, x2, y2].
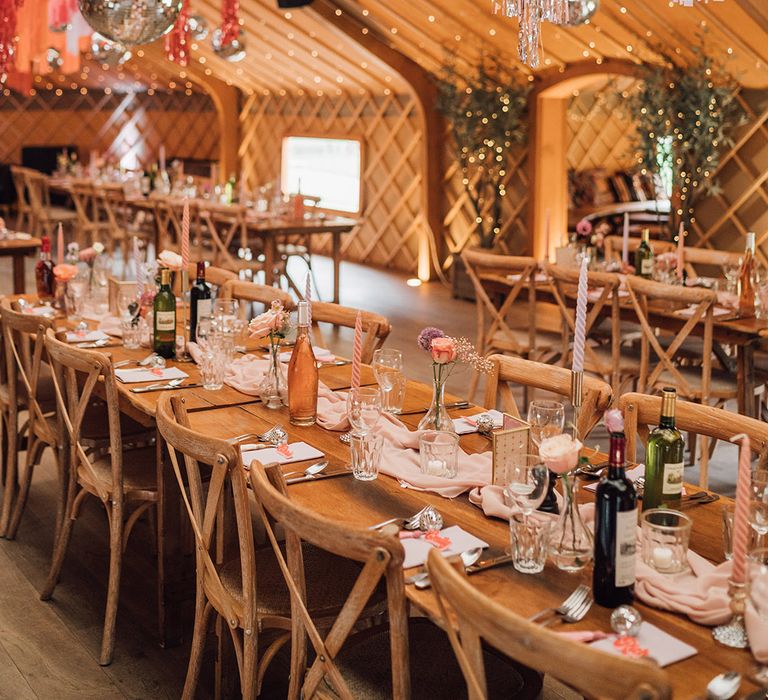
[43, 329, 122, 504]
[461, 247, 538, 357]
[310, 301, 391, 364]
[10, 166, 30, 209]
[620, 392, 768, 486]
[426, 551, 671, 700]
[70, 181, 96, 228]
[197, 203, 247, 271]
[218, 279, 294, 318]
[682, 247, 742, 280]
[249, 460, 410, 699]
[546, 263, 621, 387]
[604, 236, 675, 264]
[23, 170, 49, 216]
[155, 394, 255, 632]
[483, 353, 612, 439]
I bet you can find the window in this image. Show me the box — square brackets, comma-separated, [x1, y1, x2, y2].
[281, 136, 362, 214]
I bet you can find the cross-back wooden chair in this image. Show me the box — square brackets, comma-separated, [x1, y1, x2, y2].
[682, 247, 742, 281]
[198, 203, 255, 273]
[426, 551, 671, 700]
[461, 248, 559, 400]
[184, 262, 238, 291]
[546, 263, 637, 394]
[40, 329, 157, 666]
[0, 300, 62, 540]
[483, 354, 613, 439]
[604, 236, 675, 265]
[92, 184, 131, 261]
[220, 278, 295, 319]
[71, 181, 111, 246]
[620, 392, 768, 489]
[310, 301, 391, 364]
[10, 165, 33, 232]
[250, 461, 541, 700]
[24, 169, 77, 238]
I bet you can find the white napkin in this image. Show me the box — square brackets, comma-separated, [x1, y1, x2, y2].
[589, 622, 696, 667]
[22, 305, 55, 317]
[241, 441, 324, 466]
[453, 409, 504, 436]
[675, 305, 732, 319]
[401, 525, 489, 569]
[7, 232, 31, 240]
[583, 465, 645, 492]
[507, 272, 548, 284]
[65, 329, 110, 343]
[587, 289, 629, 302]
[114, 367, 188, 383]
[278, 347, 336, 363]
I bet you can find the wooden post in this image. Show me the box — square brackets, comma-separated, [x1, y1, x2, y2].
[310, 0, 445, 280]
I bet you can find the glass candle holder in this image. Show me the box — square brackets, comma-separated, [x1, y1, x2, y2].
[419, 431, 459, 479]
[641, 509, 692, 574]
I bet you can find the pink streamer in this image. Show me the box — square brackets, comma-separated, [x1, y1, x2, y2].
[57, 222, 64, 266]
[181, 200, 190, 269]
[351, 311, 362, 390]
[732, 433, 751, 584]
[572, 256, 588, 373]
[677, 222, 685, 281]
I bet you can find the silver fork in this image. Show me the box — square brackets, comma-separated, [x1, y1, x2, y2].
[528, 584, 591, 624]
[541, 589, 594, 626]
[227, 425, 287, 446]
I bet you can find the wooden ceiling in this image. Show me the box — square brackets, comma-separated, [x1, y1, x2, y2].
[123, 0, 768, 96]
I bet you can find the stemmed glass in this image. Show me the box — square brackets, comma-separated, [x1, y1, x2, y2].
[527, 400, 566, 451]
[505, 455, 550, 523]
[346, 387, 383, 436]
[372, 348, 405, 414]
[746, 548, 768, 699]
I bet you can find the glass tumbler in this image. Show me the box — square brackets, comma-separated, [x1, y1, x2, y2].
[200, 348, 226, 390]
[641, 509, 692, 574]
[121, 320, 141, 350]
[350, 433, 383, 482]
[510, 515, 551, 574]
[419, 431, 459, 479]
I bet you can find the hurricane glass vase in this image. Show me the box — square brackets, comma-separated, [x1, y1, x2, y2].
[258, 339, 287, 409]
[418, 376, 455, 432]
[550, 472, 593, 571]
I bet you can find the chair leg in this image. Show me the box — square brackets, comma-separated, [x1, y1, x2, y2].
[241, 627, 258, 700]
[182, 595, 214, 700]
[40, 482, 78, 601]
[466, 369, 480, 404]
[0, 408, 19, 538]
[5, 438, 47, 540]
[99, 504, 124, 666]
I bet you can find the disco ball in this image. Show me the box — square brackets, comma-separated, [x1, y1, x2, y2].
[91, 32, 133, 65]
[46, 47, 63, 70]
[78, 0, 182, 46]
[212, 28, 246, 62]
[556, 0, 599, 25]
[188, 15, 209, 40]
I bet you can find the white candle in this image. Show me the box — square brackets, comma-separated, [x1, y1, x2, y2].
[652, 546, 674, 570]
[427, 459, 446, 476]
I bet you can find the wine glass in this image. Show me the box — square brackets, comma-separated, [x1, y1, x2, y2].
[505, 455, 550, 524]
[527, 400, 566, 451]
[746, 548, 768, 699]
[723, 259, 742, 286]
[750, 470, 768, 548]
[346, 387, 382, 436]
[116, 287, 139, 320]
[372, 348, 405, 414]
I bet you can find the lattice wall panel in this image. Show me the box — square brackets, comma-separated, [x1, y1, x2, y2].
[0, 90, 219, 168]
[566, 76, 640, 174]
[239, 91, 427, 273]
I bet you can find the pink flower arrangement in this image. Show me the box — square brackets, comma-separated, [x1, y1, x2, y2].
[416, 326, 491, 373]
[575, 218, 593, 239]
[157, 250, 184, 271]
[248, 301, 291, 340]
[79, 241, 104, 264]
[539, 434, 583, 474]
[431, 336, 457, 364]
[656, 251, 678, 272]
[53, 263, 78, 282]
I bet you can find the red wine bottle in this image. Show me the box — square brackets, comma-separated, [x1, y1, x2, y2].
[35, 236, 55, 300]
[189, 261, 211, 343]
[593, 430, 637, 607]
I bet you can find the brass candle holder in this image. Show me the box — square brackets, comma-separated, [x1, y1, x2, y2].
[712, 579, 749, 648]
[177, 268, 192, 362]
[570, 369, 583, 440]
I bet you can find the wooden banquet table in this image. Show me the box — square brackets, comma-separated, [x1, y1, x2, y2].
[0, 236, 41, 294]
[31, 304, 760, 696]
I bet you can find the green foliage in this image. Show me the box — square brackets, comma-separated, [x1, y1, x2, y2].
[626, 47, 745, 231]
[437, 57, 530, 249]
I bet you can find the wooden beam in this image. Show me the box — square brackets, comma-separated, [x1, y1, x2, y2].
[310, 0, 445, 280]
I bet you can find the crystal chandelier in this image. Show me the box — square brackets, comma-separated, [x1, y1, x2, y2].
[492, 0, 570, 68]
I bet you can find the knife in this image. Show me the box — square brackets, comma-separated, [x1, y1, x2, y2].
[130, 383, 202, 394]
[465, 554, 514, 574]
[397, 401, 471, 416]
[286, 469, 353, 485]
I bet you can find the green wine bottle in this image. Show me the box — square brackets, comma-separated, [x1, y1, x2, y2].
[642, 387, 685, 511]
[634, 228, 654, 279]
[153, 268, 176, 359]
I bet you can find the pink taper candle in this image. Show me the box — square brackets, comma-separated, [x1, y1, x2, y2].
[181, 200, 190, 270]
[677, 222, 685, 281]
[57, 222, 64, 266]
[134, 237, 145, 300]
[304, 272, 312, 328]
[351, 311, 363, 390]
[622, 212, 630, 265]
[572, 256, 588, 373]
[731, 433, 752, 584]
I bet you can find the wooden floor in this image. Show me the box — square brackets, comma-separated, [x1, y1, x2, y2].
[0, 253, 744, 699]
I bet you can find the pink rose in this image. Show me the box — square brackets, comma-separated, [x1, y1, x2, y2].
[248, 302, 287, 338]
[576, 218, 592, 237]
[79, 247, 97, 263]
[157, 250, 183, 271]
[53, 263, 78, 282]
[539, 434, 583, 474]
[431, 336, 457, 364]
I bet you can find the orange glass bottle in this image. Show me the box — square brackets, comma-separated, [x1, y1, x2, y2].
[35, 235, 55, 301]
[738, 231, 757, 318]
[288, 301, 318, 426]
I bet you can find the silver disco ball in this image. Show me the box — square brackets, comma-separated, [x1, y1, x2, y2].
[212, 27, 246, 62]
[46, 47, 63, 70]
[78, 0, 182, 46]
[558, 0, 599, 25]
[91, 32, 133, 65]
[188, 15, 209, 40]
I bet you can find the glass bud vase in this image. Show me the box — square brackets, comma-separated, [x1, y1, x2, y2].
[550, 472, 593, 571]
[258, 341, 287, 409]
[418, 380, 455, 432]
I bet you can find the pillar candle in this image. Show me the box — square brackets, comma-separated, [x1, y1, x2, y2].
[351, 311, 362, 390]
[622, 212, 630, 265]
[181, 200, 190, 270]
[677, 222, 685, 281]
[732, 433, 752, 584]
[572, 256, 588, 373]
[57, 222, 64, 266]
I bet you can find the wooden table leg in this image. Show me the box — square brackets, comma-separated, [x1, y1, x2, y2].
[332, 231, 341, 304]
[737, 343, 756, 417]
[263, 234, 276, 287]
[12, 254, 25, 294]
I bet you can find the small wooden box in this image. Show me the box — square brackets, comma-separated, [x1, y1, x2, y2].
[491, 414, 531, 487]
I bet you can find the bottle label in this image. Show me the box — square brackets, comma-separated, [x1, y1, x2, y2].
[615, 508, 637, 588]
[155, 311, 176, 332]
[641, 258, 654, 275]
[662, 461, 684, 495]
[196, 299, 211, 323]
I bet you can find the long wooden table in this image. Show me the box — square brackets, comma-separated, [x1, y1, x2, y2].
[42, 310, 760, 696]
[0, 236, 41, 294]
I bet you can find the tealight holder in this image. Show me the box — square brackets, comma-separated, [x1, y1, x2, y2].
[712, 579, 749, 649]
[640, 509, 692, 574]
[419, 431, 459, 479]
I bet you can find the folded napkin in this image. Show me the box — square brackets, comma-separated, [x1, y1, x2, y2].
[114, 367, 188, 384]
[22, 305, 55, 317]
[316, 384, 352, 431]
[66, 329, 110, 343]
[278, 347, 335, 363]
[507, 272, 548, 283]
[747, 603, 768, 663]
[453, 410, 504, 435]
[589, 622, 697, 667]
[241, 442, 323, 466]
[98, 315, 123, 337]
[401, 525, 488, 568]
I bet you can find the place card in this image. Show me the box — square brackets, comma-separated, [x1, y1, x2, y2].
[278, 347, 335, 363]
[240, 442, 324, 466]
[114, 367, 189, 384]
[589, 622, 697, 667]
[401, 525, 489, 569]
[453, 409, 504, 436]
[65, 329, 110, 343]
[491, 414, 531, 487]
